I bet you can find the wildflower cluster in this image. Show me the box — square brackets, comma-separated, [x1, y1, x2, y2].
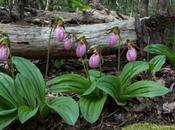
[54, 17, 138, 70]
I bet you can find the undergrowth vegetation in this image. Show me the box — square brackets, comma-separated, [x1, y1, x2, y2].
[0, 21, 170, 128]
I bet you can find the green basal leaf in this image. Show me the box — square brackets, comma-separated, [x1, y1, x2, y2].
[0, 95, 14, 109]
[18, 106, 38, 124]
[80, 94, 107, 123]
[39, 101, 50, 119]
[123, 80, 169, 98]
[82, 81, 97, 96]
[89, 70, 104, 82]
[47, 97, 79, 125]
[0, 108, 16, 116]
[119, 61, 149, 86]
[144, 44, 175, 67]
[96, 75, 126, 105]
[12, 56, 45, 101]
[47, 74, 90, 95]
[0, 110, 17, 130]
[82, 70, 104, 96]
[15, 74, 37, 107]
[0, 73, 19, 107]
[148, 55, 165, 75]
[144, 44, 174, 56]
[0, 101, 17, 128]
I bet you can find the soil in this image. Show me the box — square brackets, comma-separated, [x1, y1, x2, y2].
[5, 55, 175, 130]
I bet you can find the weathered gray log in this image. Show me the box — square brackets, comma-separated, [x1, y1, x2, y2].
[0, 19, 136, 59]
[140, 0, 149, 17]
[1, 11, 174, 59]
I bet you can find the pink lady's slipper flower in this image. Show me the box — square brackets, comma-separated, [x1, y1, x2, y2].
[108, 33, 119, 47]
[126, 47, 137, 62]
[76, 42, 86, 58]
[0, 46, 9, 62]
[89, 53, 100, 68]
[55, 26, 65, 42]
[64, 37, 72, 50]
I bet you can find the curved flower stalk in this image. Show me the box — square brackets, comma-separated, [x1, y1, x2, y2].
[45, 17, 65, 79]
[126, 43, 137, 62]
[107, 26, 121, 71]
[75, 36, 91, 82]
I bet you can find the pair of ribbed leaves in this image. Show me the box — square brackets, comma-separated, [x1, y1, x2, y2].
[47, 61, 169, 124]
[0, 57, 79, 130]
[144, 44, 175, 67]
[47, 70, 107, 124]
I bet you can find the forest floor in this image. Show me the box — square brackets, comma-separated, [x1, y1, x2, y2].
[6, 55, 175, 130]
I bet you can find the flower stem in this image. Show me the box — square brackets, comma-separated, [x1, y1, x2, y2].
[99, 51, 103, 77]
[45, 27, 53, 80]
[147, 36, 150, 61]
[8, 43, 15, 79]
[84, 53, 91, 82]
[117, 40, 121, 72]
[81, 58, 90, 81]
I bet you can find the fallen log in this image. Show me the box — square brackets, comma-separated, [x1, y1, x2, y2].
[0, 19, 136, 59]
[0, 10, 174, 59]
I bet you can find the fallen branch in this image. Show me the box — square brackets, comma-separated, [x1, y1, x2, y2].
[0, 19, 136, 59]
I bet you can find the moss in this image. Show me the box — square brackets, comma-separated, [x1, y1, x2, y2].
[121, 123, 175, 130]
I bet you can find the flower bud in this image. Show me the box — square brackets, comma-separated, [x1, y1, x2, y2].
[89, 53, 100, 68]
[126, 47, 137, 62]
[108, 33, 119, 47]
[76, 43, 86, 58]
[0, 46, 9, 62]
[64, 38, 72, 50]
[55, 26, 65, 42]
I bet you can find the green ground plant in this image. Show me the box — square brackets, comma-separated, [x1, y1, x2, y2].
[47, 61, 169, 123]
[144, 44, 175, 67]
[0, 56, 79, 129]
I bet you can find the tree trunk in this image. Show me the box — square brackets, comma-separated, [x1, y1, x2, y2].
[45, 0, 53, 11]
[18, 0, 25, 19]
[140, 0, 149, 17]
[156, 0, 169, 15]
[37, 0, 45, 10]
[139, 0, 149, 56]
